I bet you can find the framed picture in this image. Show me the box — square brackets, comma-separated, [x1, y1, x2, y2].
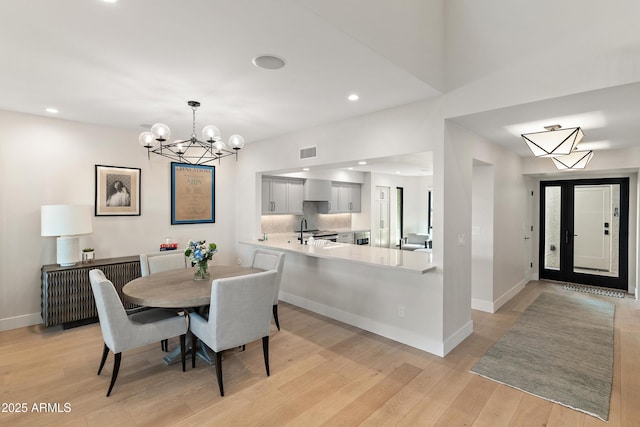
[171, 162, 215, 224]
[95, 165, 141, 216]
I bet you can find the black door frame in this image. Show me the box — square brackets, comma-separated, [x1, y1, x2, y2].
[539, 177, 629, 290]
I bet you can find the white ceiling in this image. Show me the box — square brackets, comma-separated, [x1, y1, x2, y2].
[1, 0, 639, 172]
[0, 0, 438, 145]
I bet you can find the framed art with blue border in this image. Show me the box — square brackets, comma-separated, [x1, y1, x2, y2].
[171, 162, 215, 224]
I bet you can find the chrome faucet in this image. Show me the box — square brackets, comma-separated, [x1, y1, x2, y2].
[299, 217, 307, 244]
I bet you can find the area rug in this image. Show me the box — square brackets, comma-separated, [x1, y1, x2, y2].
[470, 291, 615, 421]
[563, 283, 625, 299]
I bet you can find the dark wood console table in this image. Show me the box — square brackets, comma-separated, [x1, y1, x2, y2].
[41, 256, 141, 328]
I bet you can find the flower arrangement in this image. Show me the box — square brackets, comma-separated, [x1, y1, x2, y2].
[184, 240, 217, 280]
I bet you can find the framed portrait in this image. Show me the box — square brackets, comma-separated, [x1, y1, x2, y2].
[171, 162, 215, 224]
[95, 165, 141, 216]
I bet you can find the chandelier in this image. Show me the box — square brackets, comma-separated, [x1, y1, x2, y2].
[551, 150, 594, 170]
[138, 100, 244, 165]
[521, 124, 584, 157]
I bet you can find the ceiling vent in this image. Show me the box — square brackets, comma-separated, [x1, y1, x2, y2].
[299, 146, 317, 160]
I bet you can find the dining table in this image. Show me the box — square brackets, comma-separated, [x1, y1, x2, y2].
[123, 265, 263, 366]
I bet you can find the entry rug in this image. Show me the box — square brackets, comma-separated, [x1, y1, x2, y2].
[563, 283, 625, 299]
[471, 291, 615, 421]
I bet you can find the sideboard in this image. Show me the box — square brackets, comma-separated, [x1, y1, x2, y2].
[41, 256, 141, 328]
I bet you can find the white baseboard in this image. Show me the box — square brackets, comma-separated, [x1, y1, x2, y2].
[0, 313, 42, 332]
[472, 279, 528, 314]
[471, 298, 494, 313]
[442, 320, 473, 356]
[493, 279, 527, 312]
[280, 291, 447, 357]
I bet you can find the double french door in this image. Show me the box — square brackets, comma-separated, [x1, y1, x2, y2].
[539, 178, 629, 290]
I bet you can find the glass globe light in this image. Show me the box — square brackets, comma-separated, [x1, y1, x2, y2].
[213, 140, 227, 153]
[228, 134, 245, 150]
[202, 125, 221, 142]
[150, 123, 170, 141]
[138, 131, 155, 148]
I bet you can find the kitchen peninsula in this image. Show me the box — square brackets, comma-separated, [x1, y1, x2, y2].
[241, 236, 468, 357]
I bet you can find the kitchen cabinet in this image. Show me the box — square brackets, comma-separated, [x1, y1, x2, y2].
[329, 182, 361, 213]
[262, 177, 304, 215]
[287, 179, 304, 214]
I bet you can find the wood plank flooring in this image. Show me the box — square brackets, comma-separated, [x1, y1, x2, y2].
[1, 281, 638, 426]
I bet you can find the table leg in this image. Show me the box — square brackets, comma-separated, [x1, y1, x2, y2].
[162, 335, 215, 366]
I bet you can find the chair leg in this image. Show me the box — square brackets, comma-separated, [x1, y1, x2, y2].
[215, 351, 224, 396]
[191, 332, 198, 369]
[98, 343, 109, 375]
[262, 336, 270, 377]
[180, 334, 186, 372]
[272, 304, 280, 330]
[106, 352, 121, 397]
[161, 339, 168, 352]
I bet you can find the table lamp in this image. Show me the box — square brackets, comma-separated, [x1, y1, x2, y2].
[41, 204, 93, 266]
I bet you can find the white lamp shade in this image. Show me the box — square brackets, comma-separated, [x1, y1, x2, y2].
[522, 127, 584, 157]
[551, 150, 594, 170]
[41, 205, 93, 236]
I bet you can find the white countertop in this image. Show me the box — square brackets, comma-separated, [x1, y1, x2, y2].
[240, 234, 435, 274]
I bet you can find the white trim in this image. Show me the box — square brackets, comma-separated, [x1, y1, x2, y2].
[494, 279, 528, 312]
[280, 291, 446, 357]
[471, 298, 494, 313]
[0, 313, 42, 332]
[472, 279, 528, 314]
[443, 320, 473, 356]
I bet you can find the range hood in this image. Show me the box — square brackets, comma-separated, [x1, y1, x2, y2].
[303, 179, 331, 201]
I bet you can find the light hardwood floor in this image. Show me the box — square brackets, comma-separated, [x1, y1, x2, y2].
[1, 281, 638, 426]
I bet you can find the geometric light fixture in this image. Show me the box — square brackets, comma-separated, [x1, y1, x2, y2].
[551, 150, 594, 170]
[138, 100, 244, 165]
[521, 124, 584, 157]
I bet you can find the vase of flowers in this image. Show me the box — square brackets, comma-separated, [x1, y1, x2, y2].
[185, 240, 217, 281]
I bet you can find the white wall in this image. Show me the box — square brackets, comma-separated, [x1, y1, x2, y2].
[471, 163, 494, 311]
[0, 110, 238, 330]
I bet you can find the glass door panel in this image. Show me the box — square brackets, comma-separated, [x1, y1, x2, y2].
[573, 184, 620, 277]
[543, 186, 562, 271]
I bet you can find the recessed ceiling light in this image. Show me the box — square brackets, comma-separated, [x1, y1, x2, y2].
[396, 171, 401, 174]
[45, 108, 58, 114]
[103, 0, 117, 3]
[348, 93, 359, 101]
[358, 161, 367, 165]
[302, 167, 310, 171]
[348, 167, 354, 170]
[252, 55, 286, 70]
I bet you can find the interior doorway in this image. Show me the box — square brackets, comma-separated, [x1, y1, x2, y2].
[539, 178, 629, 290]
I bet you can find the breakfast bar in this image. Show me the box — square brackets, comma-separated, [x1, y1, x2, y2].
[240, 236, 460, 357]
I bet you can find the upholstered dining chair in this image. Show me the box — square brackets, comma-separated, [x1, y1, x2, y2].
[251, 249, 285, 330]
[139, 250, 188, 351]
[189, 269, 278, 396]
[89, 269, 187, 397]
[140, 251, 188, 276]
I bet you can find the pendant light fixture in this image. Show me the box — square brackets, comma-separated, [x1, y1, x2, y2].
[551, 150, 594, 170]
[139, 101, 244, 165]
[521, 124, 584, 157]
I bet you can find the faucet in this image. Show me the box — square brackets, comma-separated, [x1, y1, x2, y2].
[299, 217, 307, 244]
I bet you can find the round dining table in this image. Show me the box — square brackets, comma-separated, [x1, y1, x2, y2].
[123, 265, 263, 365]
[123, 265, 263, 308]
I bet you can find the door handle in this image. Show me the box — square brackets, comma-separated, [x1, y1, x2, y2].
[524, 237, 530, 240]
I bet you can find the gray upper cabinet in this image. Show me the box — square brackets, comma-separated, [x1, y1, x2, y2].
[329, 182, 361, 213]
[262, 177, 304, 215]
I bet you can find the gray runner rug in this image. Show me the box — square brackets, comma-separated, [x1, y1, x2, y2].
[470, 291, 615, 421]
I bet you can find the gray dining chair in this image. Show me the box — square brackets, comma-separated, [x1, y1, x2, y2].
[251, 249, 285, 330]
[139, 250, 188, 351]
[89, 269, 187, 397]
[188, 269, 278, 396]
[140, 251, 188, 277]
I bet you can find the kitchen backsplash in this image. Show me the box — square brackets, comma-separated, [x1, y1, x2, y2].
[261, 202, 351, 233]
